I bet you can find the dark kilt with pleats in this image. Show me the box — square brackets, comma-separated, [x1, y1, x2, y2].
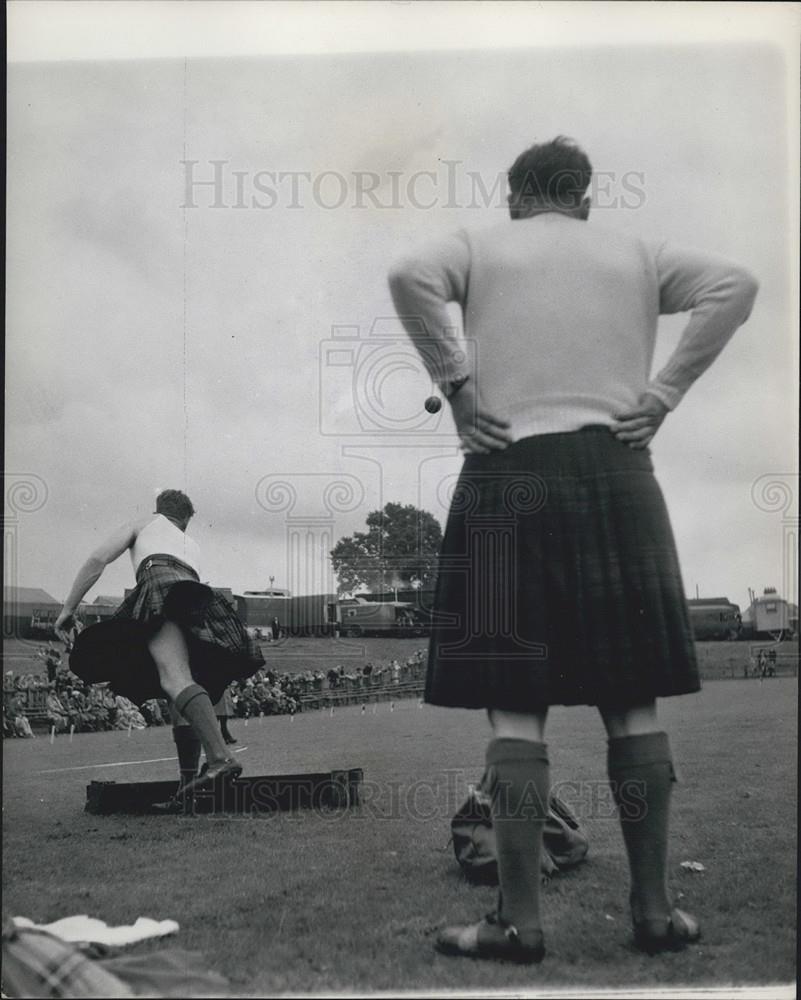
[69, 556, 264, 706]
[426, 426, 699, 711]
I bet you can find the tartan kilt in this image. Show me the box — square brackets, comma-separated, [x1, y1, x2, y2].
[69, 556, 264, 705]
[426, 426, 700, 711]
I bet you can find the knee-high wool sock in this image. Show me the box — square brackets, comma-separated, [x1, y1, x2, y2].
[486, 738, 550, 936]
[607, 731, 675, 921]
[173, 684, 229, 766]
[173, 725, 202, 785]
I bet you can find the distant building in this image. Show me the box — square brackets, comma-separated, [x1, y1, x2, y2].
[686, 597, 741, 640]
[3, 586, 61, 639]
[235, 590, 335, 635]
[77, 595, 123, 625]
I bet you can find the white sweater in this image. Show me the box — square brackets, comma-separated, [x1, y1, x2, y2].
[388, 213, 759, 440]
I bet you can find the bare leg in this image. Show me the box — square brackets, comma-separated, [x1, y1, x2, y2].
[148, 621, 230, 767]
[598, 702, 659, 739]
[489, 707, 548, 742]
[147, 621, 195, 700]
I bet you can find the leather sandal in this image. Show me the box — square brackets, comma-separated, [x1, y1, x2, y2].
[632, 906, 701, 955]
[435, 912, 545, 964]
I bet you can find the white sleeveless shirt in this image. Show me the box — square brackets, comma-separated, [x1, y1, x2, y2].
[130, 515, 201, 576]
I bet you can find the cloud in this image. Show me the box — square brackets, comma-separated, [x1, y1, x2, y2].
[5, 48, 796, 607]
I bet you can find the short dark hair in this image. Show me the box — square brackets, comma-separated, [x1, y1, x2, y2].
[508, 136, 592, 206]
[155, 489, 195, 522]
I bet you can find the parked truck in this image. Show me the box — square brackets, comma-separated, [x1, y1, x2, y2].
[235, 591, 336, 636]
[335, 598, 429, 638]
[686, 597, 742, 640]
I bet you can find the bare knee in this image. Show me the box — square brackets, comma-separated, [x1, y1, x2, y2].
[488, 708, 548, 742]
[599, 701, 659, 739]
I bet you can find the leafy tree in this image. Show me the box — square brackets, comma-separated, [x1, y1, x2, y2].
[330, 502, 442, 595]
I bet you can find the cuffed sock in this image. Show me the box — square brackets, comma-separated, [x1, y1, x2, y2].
[173, 684, 229, 766]
[173, 724, 202, 786]
[607, 731, 675, 922]
[485, 738, 550, 936]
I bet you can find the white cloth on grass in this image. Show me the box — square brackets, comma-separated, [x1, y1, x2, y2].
[12, 915, 179, 946]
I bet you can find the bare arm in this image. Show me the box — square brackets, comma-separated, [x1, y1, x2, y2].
[55, 519, 147, 639]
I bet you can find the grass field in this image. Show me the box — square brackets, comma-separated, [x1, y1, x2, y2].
[2, 635, 434, 678]
[2, 675, 796, 996]
[4, 634, 799, 680]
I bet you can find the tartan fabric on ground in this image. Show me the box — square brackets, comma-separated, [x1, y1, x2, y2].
[426, 426, 700, 711]
[1, 924, 132, 998]
[1, 924, 230, 998]
[69, 556, 264, 705]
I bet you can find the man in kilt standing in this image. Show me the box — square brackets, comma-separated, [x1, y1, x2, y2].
[388, 137, 758, 962]
[55, 489, 264, 796]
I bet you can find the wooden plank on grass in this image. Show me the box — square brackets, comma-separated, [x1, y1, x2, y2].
[85, 767, 364, 815]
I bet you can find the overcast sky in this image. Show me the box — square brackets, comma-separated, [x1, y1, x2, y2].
[5, 2, 799, 613]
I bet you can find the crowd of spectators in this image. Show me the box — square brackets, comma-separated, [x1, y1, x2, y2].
[3, 644, 156, 737]
[3, 646, 428, 737]
[227, 650, 426, 717]
[323, 653, 425, 691]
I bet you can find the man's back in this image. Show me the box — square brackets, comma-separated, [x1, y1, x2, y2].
[389, 214, 758, 442]
[463, 214, 660, 436]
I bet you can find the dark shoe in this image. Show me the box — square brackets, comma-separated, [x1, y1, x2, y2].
[633, 907, 701, 955]
[151, 770, 204, 814]
[435, 912, 545, 964]
[151, 797, 191, 815]
[224, 736, 238, 745]
[175, 757, 242, 799]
